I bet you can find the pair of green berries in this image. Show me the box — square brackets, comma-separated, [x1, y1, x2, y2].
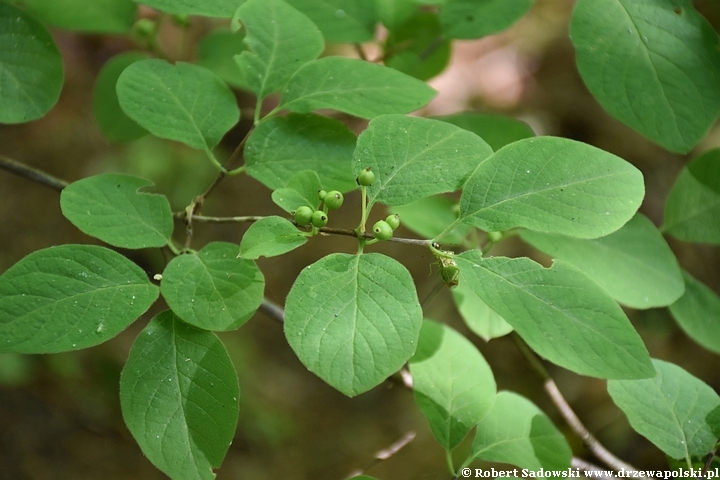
[293, 190, 345, 228]
[372, 214, 400, 241]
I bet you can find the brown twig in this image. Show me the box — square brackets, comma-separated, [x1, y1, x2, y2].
[182, 127, 254, 250]
[572, 457, 620, 480]
[510, 333, 641, 474]
[354, 43, 368, 61]
[0, 155, 69, 191]
[173, 213, 266, 223]
[346, 431, 416, 479]
[173, 213, 436, 247]
[701, 450, 717, 479]
[260, 297, 284, 324]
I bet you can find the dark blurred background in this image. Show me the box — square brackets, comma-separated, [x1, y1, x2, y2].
[2, 1, 720, 478]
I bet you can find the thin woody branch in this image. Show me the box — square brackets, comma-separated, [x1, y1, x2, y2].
[174, 212, 434, 247]
[510, 333, 642, 475]
[0, 155, 69, 191]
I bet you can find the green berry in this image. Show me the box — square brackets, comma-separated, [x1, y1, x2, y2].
[487, 231, 503, 243]
[324, 190, 344, 210]
[357, 167, 375, 187]
[171, 13, 190, 27]
[385, 214, 400, 230]
[311, 210, 328, 228]
[294, 206, 313, 226]
[318, 189, 328, 201]
[131, 18, 157, 39]
[372, 220, 393, 240]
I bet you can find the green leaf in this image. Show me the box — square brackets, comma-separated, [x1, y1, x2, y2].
[240, 216, 308, 260]
[0, 245, 159, 354]
[520, 213, 684, 309]
[663, 149, 720, 244]
[279, 57, 437, 119]
[234, 0, 324, 100]
[570, 0, 720, 153]
[92, 52, 150, 142]
[389, 196, 472, 246]
[440, 0, 534, 39]
[385, 12, 451, 81]
[245, 113, 357, 192]
[608, 359, 720, 460]
[120, 310, 239, 480]
[197, 30, 249, 90]
[284, 253, 423, 396]
[132, 0, 241, 18]
[708, 406, 720, 439]
[435, 112, 535, 151]
[354, 115, 493, 208]
[117, 60, 240, 150]
[285, 0, 376, 43]
[669, 271, 720, 355]
[452, 280, 512, 341]
[375, 0, 417, 30]
[409, 320, 496, 449]
[0, 2, 63, 124]
[470, 391, 572, 471]
[271, 170, 323, 213]
[20, 0, 136, 33]
[161, 242, 264, 332]
[458, 137, 645, 239]
[60, 174, 173, 249]
[456, 252, 655, 379]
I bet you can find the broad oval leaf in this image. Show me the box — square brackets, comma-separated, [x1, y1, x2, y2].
[375, 0, 417, 30]
[459, 137, 645, 239]
[0, 2, 63, 124]
[279, 57, 437, 119]
[385, 11, 451, 81]
[669, 271, 720, 355]
[456, 252, 655, 379]
[608, 359, 720, 460]
[284, 253, 423, 397]
[708, 406, 720, 439]
[239, 216, 308, 260]
[93, 52, 150, 142]
[570, 0, 720, 153]
[389, 196, 472, 246]
[520, 213, 684, 309]
[440, 0, 534, 40]
[285, 0, 376, 43]
[197, 30, 248, 90]
[435, 112, 535, 151]
[451, 280, 512, 341]
[355, 115, 493, 208]
[234, 0, 324, 100]
[161, 242, 264, 331]
[117, 60, 240, 150]
[245, 113, 357, 192]
[409, 319, 496, 449]
[21, 0, 136, 33]
[60, 174, 173, 249]
[663, 149, 720, 244]
[0, 245, 159, 354]
[271, 170, 323, 213]
[132, 0, 240, 18]
[120, 310, 239, 480]
[470, 391, 572, 471]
